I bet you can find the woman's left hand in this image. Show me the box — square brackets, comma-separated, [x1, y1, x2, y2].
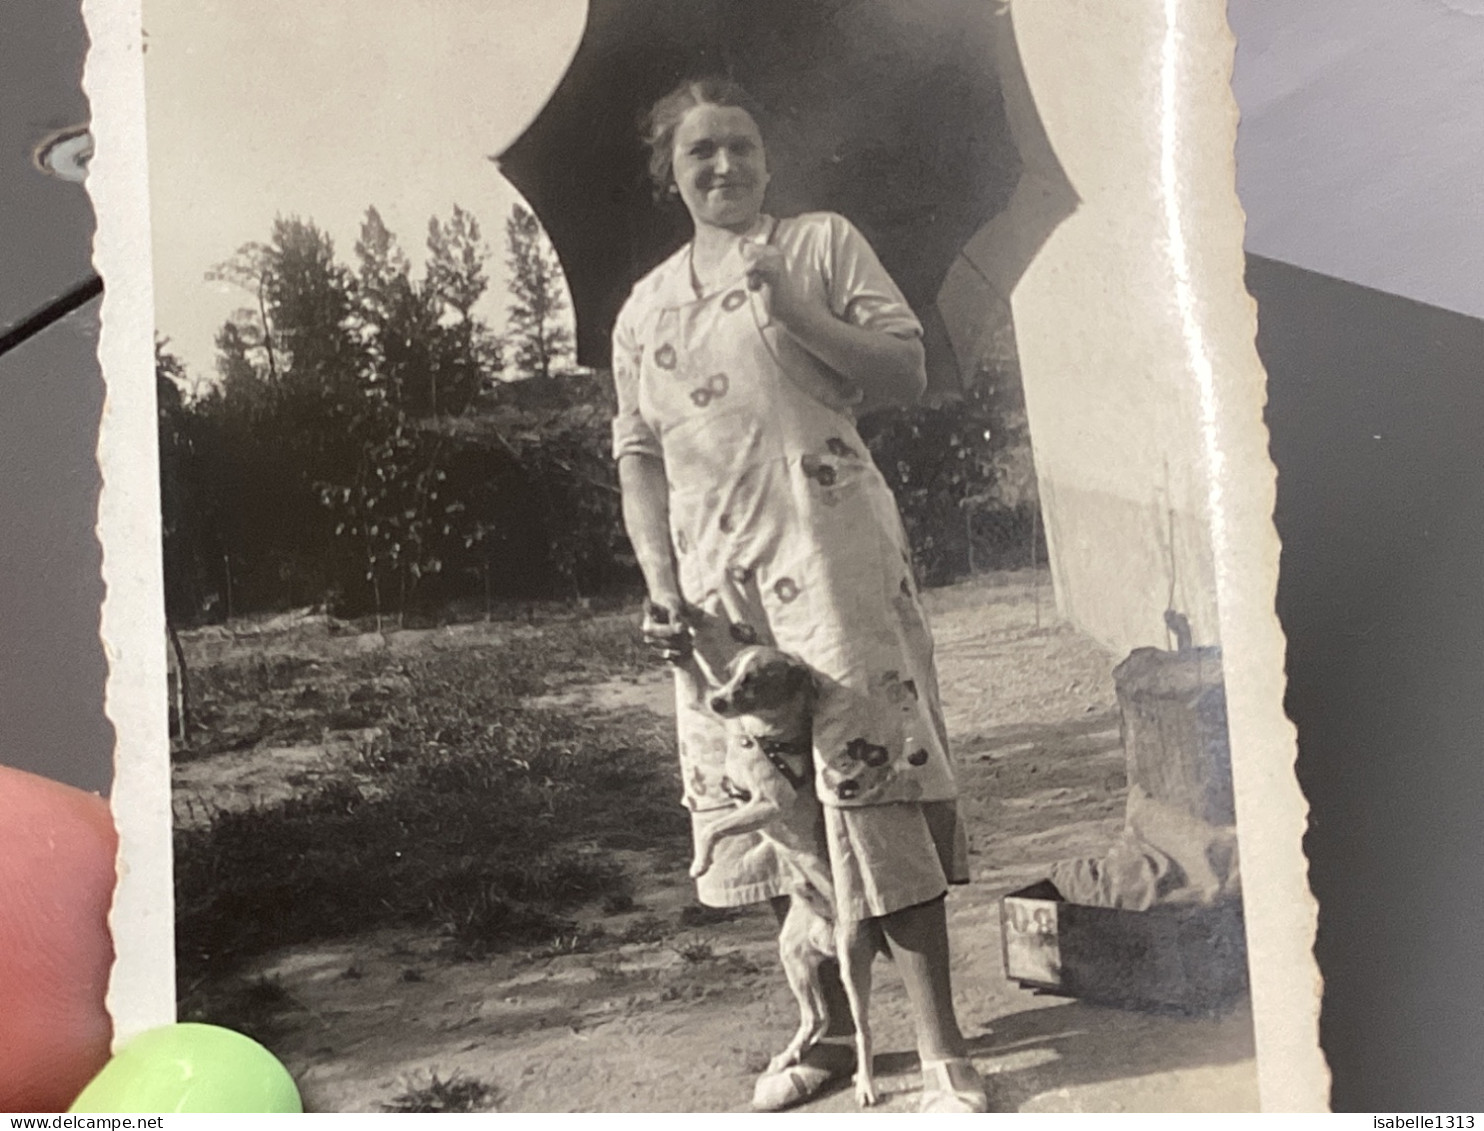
[741, 242, 815, 331]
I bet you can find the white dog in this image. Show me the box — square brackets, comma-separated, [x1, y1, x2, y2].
[691, 645, 882, 1107]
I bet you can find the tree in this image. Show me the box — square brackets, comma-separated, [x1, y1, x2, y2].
[206, 242, 279, 382]
[356, 206, 500, 418]
[313, 205, 508, 622]
[213, 319, 264, 395]
[318, 409, 450, 630]
[156, 340, 197, 739]
[156, 338, 199, 619]
[424, 206, 502, 412]
[356, 206, 438, 415]
[426, 205, 488, 320]
[204, 218, 371, 611]
[211, 219, 364, 397]
[503, 203, 572, 379]
[166, 204, 645, 625]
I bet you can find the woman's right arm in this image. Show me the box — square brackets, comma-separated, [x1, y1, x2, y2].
[620, 453, 692, 662]
[618, 453, 680, 608]
[611, 302, 675, 603]
[612, 303, 689, 658]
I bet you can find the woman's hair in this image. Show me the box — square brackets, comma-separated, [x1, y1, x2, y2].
[641, 76, 765, 196]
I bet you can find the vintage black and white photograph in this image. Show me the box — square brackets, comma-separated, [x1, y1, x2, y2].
[90, 0, 1319, 1113]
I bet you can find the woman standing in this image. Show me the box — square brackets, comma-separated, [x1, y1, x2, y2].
[611, 77, 987, 1113]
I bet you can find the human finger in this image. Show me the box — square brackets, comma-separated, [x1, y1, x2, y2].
[644, 634, 693, 665]
[640, 607, 692, 664]
[641, 595, 694, 633]
[741, 243, 784, 290]
[0, 765, 116, 1112]
[739, 240, 781, 267]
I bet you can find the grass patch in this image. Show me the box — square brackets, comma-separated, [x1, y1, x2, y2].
[178, 613, 652, 760]
[521, 925, 613, 962]
[671, 938, 715, 964]
[175, 613, 688, 986]
[382, 1072, 500, 1113]
[618, 915, 670, 945]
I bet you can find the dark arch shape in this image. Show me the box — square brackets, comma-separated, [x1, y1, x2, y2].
[496, 0, 1075, 397]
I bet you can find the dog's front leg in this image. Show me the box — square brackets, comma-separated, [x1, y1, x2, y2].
[689, 796, 784, 878]
[769, 901, 831, 1072]
[838, 918, 880, 1106]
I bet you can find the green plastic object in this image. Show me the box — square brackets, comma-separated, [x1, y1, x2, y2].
[69, 1023, 302, 1113]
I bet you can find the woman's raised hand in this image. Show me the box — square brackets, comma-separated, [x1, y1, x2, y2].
[739, 229, 926, 408]
[641, 595, 694, 665]
[741, 241, 813, 330]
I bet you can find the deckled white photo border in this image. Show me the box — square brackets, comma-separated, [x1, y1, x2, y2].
[1157, 0, 1329, 1110]
[83, 0, 1328, 1109]
[84, 0, 177, 1044]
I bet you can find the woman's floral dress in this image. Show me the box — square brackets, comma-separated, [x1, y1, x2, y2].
[611, 211, 959, 828]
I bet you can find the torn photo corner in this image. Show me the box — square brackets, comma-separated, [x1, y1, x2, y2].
[86, 0, 1328, 1112]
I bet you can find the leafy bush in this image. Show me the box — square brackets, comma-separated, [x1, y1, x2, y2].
[860, 377, 1042, 587]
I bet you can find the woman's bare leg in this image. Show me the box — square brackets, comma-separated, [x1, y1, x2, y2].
[877, 894, 965, 1060]
[878, 895, 987, 1110]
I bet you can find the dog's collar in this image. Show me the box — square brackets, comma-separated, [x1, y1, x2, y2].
[758, 735, 813, 791]
[759, 734, 811, 759]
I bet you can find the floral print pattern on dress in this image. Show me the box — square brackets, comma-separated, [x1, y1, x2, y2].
[824, 747, 896, 799]
[689, 372, 730, 408]
[842, 736, 891, 768]
[800, 454, 838, 487]
[729, 621, 759, 645]
[773, 577, 800, 603]
[721, 289, 748, 312]
[826, 437, 859, 459]
[880, 671, 921, 708]
[655, 343, 677, 370]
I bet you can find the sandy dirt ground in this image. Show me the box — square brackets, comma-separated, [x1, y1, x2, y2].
[175, 574, 1257, 1112]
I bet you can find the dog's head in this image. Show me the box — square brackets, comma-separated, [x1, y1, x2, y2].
[708, 646, 814, 722]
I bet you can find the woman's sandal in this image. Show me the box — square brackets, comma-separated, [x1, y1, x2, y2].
[751, 1042, 855, 1112]
[918, 1057, 990, 1113]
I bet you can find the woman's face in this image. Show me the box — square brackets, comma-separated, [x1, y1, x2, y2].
[670, 103, 770, 233]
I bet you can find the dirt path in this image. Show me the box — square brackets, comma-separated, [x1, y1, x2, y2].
[195, 574, 1257, 1112]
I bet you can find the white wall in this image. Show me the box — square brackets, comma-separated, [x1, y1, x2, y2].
[942, 0, 1250, 656]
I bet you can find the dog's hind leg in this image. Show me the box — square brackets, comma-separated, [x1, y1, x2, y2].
[838, 918, 880, 1106]
[769, 902, 831, 1073]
